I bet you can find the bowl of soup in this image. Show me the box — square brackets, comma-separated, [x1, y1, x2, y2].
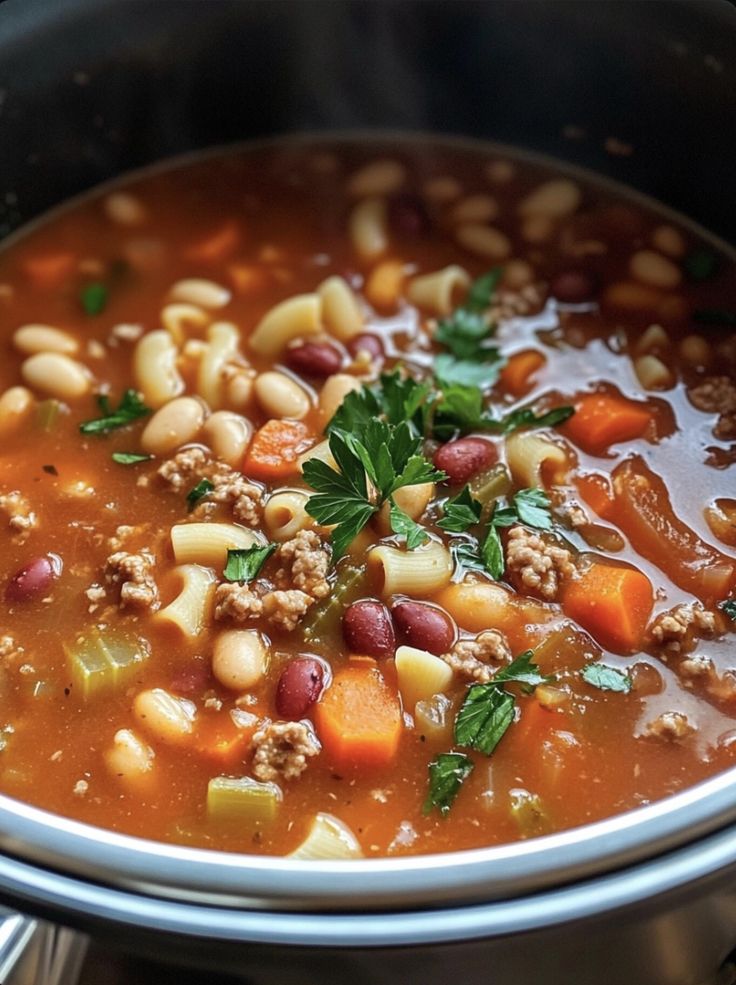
[0, 2, 735, 985]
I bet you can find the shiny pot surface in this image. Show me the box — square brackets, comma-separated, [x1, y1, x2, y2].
[0, 2, 735, 983]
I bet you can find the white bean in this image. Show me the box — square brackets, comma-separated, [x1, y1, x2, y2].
[519, 179, 581, 218]
[104, 192, 147, 226]
[651, 224, 686, 258]
[21, 352, 91, 400]
[105, 729, 155, 785]
[212, 629, 268, 690]
[134, 688, 196, 744]
[254, 371, 310, 420]
[423, 176, 462, 203]
[13, 324, 78, 356]
[679, 334, 712, 367]
[634, 354, 673, 390]
[347, 160, 406, 198]
[449, 194, 498, 225]
[202, 410, 252, 466]
[0, 386, 34, 436]
[502, 260, 535, 290]
[319, 373, 362, 420]
[140, 396, 207, 455]
[455, 224, 511, 260]
[485, 160, 515, 184]
[169, 278, 231, 309]
[224, 370, 254, 410]
[629, 250, 682, 290]
[521, 214, 554, 244]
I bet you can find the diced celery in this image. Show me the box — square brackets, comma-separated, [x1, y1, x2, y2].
[36, 399, 61, 432]
[509, 787, 549, 837]
[301, 562, 366, 645]
[470, 463, 512, 511]
[65, 633, 149, 700]
[289, 813, 362, 859]
[207, 775, 281, 825]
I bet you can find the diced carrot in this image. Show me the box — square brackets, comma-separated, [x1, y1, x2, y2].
[563, 561, 654, 653]
[575, 472, 614, 519]
[195, 716, 254, 767]
[22, 251, 76, 290]
[242, 420, 313, 481]
[563, 392, 653, 454]
[314, 662, 402, 769]
[184, 220, 241, 263]
[227, 262, 270, 296]
[499, 350, 546, 397]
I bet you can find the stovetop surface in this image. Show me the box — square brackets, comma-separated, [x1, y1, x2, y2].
[79, 943, 243, 984]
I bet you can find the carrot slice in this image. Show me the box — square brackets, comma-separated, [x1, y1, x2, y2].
[563, 392, 652, 454]
[242, 419, 313, 481]
[195, 716, 255, 767]
[314, 662, 402, 769]
[575, 472, 614, 519]
[22, 252, 75, 289]
[499, 350, 546, 397]
[184, 220, 241, 263]
[563, 561, 654, 653]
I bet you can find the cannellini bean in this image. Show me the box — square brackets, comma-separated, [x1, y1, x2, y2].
[347, 159, 406, 198]
[679, 334, 711, 367]
[634, 354, 673, 390]
[169, 278, 231, 309]
[212, 629, 268, 690]
[21, 352, 91, 400]
[502, 260, 534, 290]
[0, 386, 34, 436]
[454, 224, 511, 260]
[161, 303, 209, 344]
[134, 688, 196, 744]
[450, 194, 498, 225]
[348, 198, 388, 260]
[202, 410, 252, 466]
[254, 371, 310, 420]
[319, 373, 362, 420]
[423, 176, 462, 203]
[521, 214, 554, 244]
[224, 369, 254, 410]
[519, 179, 581, 218]
[140, 396, 207, 455]
[651, 224, 686, 258]
[104, 192, 147, 226]
[13, 324, 78, 356]
[485, 159, 515, 184]
[105, 729, 155, 785]
[635, 323, 669, 354]
[629, 250, 682, 290]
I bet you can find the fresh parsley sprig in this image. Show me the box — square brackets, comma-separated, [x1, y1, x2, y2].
[223, 544, 277, 582]
[424, 752, 474, 816]
[438, 487, 482, 533]
[581, 663, 632, 693]
[79, 390, 151, 435]
[186, 478, 214, 511]
[433, 379, 574, 442]
[111, 452, 154, 465]
[433, 268, 504, 388]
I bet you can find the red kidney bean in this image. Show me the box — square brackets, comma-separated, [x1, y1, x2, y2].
[392, 601, 455, 655]
[389, 193, 431, 238]
[286, 341, 343, 377]
[347, 332, 384, 361]
[170, 661, 211, 696]
[276, 657, 325, 719]
[6, 554, 61, 603]
[433, 437, 497, 485]
[343, 599, 396, 659]
[551, 270, 597, 304]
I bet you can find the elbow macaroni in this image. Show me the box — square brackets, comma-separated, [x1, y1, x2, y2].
[156, 564, 217, 638]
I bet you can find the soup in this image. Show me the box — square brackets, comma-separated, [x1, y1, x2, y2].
[0, 138, 735, 858]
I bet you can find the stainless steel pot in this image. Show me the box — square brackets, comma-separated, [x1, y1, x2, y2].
[0, 1, 735, 982]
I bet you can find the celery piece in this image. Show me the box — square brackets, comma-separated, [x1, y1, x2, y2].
[509, 788, 549, 837]
[207, 776, 282, 825]
[36, 399, 61, 432]
[470, 463, 512, 513]
[301, 562, 366, 645]
[65, 633, 149, 700]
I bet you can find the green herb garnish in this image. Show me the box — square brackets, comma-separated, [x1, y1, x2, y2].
[438, 486, 482, 533]
[186, 478, 214, 511]
[454, 685, 515, 756]
[80, 282, 109, 316]
[388, 499, 429, 549]
[423, 752, 474, 816]
[79, 390, 151, 435]
[497, 404, 575, 434]
[223, 544, 277, 582]
[684, 249, 718, 281]
[111, 452, 154, 465]
[494, 649, 554, 690]
[721, 599, 736, 621]
[433, 269, 505, 389]
[581, 663, 632, 693]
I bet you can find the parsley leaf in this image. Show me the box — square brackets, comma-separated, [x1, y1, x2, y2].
[581, 663, 632, 693]
[435, 351, 504, 389]
[480, 523, 504, 579]
[498, 405, 575, 434]
[514, 488, 553, 530]
[423, 752, 474, 816]
[111, 452, 153, 465]
[80, 282, 108, 316]
[435, 308, 491, 360]
[720, 600, 736, 621]
[450, 540, 486, 575]
[433, 269, 505, 391]
[438, 487, 482, 533]
[494, 650, 553, 690]
[223, 543, 277, 582]
[454, 685, 515, 755]
[466, 267, 503, 312]
[327, 371, 433, 436]
[389, 500, 429, 549]
[186, 478, 214, 511]
[79, 390, 151, 434]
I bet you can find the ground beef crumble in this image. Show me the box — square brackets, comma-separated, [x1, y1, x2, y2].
[158, 447, 263, 525]
[689, 376, 736, 440]
[214, 582, 265, 621]
[274, 530, 331, 600]
[104, 551, 159, 610]
[505, 526, 575, 601]
[262, 589, 313, 632]
[251, 720, 321, 781]
[650, 603, 717, 652]
[157, 447, 209, 492]
[645, 711, 696, 741]
[441, 630, 512, 683]
[0, 491, 37, 538]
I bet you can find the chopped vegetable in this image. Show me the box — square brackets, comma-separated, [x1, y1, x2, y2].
[721, 600, 736, 621]
[438, 486, 482, 533]
[186, 478, 214, 511]
[395, 645, 453, 711]
[499, 350, 546, 396]
[184, 219, 241, 263]
[22, 251, 76, 289]
[314, 661, 402, 769]
[434, 267, 504, 387]
[80, 282, 109, 316]
[497, 404, 575, 434]
[563, 561, 654, 653]
[581, 663, 632, 693]
[79, 390, 151, 435]
[65, 633, 150, 699]
[494, 649, 553, 689]
[242, 419, 313, 481]
[424, 752, 474, 816]
[223, 543, 277, 582]
[389, 499, 429, 548]
[563, 393, 652, 454]
[36, 399, 61, 432]
[206, 775, 281, 824]
[455, 685, 515, 756]
[301, 562, 365, 644]
[509, 788, 549, 836]
[112, 452, 153, 465]
[289, 812, 363, 859]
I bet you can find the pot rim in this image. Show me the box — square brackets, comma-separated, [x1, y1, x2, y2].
[0, 132, 735, 913]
